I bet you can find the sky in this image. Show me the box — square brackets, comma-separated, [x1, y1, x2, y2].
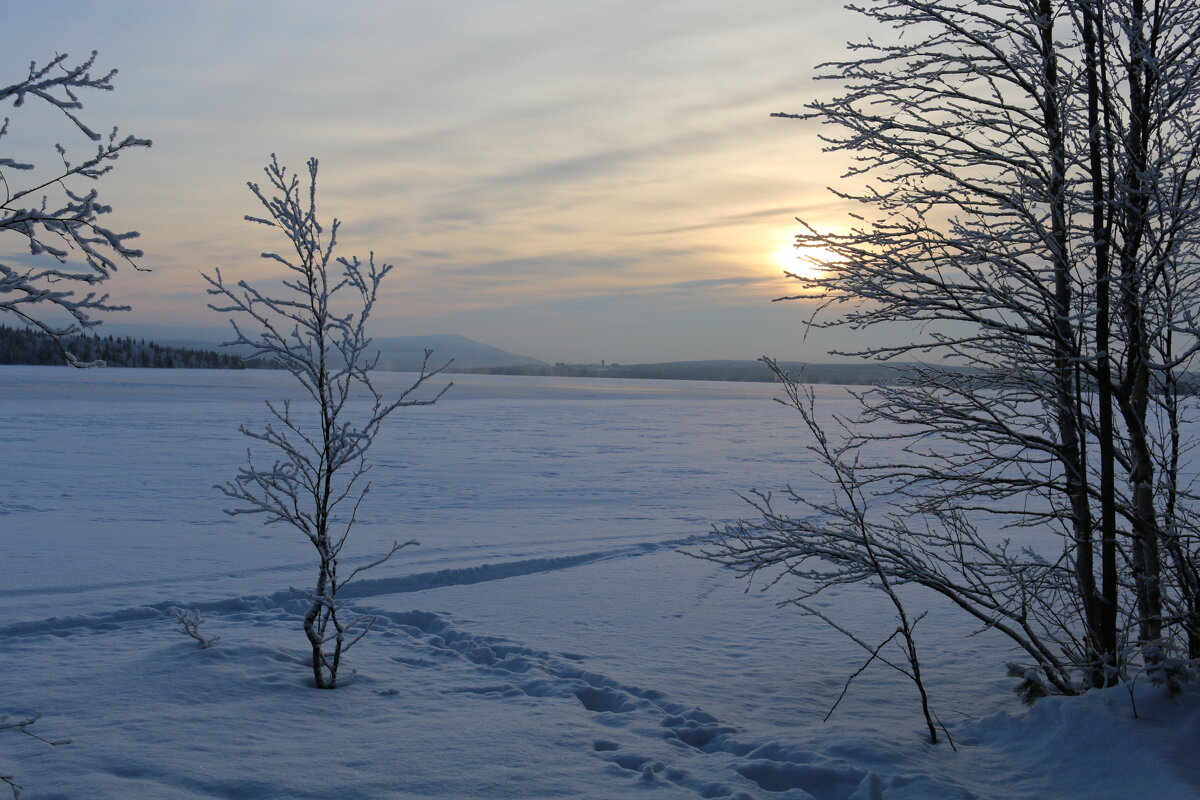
[2, 1, 868, 364]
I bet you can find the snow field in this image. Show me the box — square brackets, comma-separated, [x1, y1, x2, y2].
[0, 366, 1195, 799]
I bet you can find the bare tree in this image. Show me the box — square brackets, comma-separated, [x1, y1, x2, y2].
[0, 49, 146, 797]
[697, 359, 949, 743]
[0, 52, 150, 366]
[702, 0, 1200, 701]
[204, 156, 449, 689]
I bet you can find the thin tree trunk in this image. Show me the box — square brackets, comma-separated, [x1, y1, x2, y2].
[1083, 0, 1119, 682]
[1039, 0, 1102, 674]
[1118, 0, 1164, 647]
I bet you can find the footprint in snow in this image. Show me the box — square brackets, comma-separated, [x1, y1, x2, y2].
[374, 607, 893, 800]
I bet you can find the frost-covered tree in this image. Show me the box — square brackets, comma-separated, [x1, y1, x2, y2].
[170, 607, 220, 649]
[0, 52, 150, 366]
[699, 0, 1200, 699]
[205, 156, 449, 689]
[0, 50, 144, 794]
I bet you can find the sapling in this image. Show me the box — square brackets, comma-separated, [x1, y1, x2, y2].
[171, 607, 220, 649]
[205, 156, 449, 688]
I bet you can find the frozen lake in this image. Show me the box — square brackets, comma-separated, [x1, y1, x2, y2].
[0, 367, 815, 611]
[0, 366, 1193, 799]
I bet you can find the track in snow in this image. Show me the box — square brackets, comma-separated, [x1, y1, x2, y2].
[0, 538, 687, 641]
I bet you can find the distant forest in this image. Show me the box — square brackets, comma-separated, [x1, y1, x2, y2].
[463, 359, 1200, 391]
[461, 360, 920, 385]
[0, 325, 279, 370]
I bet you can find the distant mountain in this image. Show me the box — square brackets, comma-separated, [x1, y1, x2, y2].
[99, 325, 543, 371]
[370, 334, 544, 371]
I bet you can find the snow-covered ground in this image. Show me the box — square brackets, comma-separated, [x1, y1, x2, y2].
[1, 366, 1196, 799]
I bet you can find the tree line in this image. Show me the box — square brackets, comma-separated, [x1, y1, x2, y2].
[466, 360, 941, 385]
[0, 324, 278, 370]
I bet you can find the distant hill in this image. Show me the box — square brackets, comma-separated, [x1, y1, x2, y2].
[98, 325, 544, 371]
[370, 334, 544, 371]
[460, 359, 937, 385]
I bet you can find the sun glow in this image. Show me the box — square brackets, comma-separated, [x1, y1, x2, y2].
[769, 241, 838, 280]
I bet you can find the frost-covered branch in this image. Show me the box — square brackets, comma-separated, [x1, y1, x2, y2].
[171, 607, 220, 649]
[0, 52, 150, 366]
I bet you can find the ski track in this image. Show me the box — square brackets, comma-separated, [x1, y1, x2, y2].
[0, 538, 688, 639]
[4, 531, 688, 599]
[0, 534, 973, 800]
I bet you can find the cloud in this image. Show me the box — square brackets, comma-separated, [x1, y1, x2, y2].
[0, 0, 866, 362]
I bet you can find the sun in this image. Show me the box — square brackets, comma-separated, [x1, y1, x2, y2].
[769, 241, 837, 280]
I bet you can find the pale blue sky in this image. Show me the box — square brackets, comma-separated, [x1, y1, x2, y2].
[2, 1, 866, 363]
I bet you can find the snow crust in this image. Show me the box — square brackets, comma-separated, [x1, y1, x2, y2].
[0, 366, 1195, 799]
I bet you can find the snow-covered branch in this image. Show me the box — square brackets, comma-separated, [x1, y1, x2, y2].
[0, 52, 150, 366]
